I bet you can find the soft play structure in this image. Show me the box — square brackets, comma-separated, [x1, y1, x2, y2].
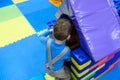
[56, 0, 120, 79]
[56, 0, 120, 62]
[71, 48, 120, 80]
[0, 0, 120, 80]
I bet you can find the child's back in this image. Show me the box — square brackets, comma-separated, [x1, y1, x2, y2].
[40, 18, 72, 80]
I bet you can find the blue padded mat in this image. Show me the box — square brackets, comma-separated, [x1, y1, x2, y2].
[0, 34, 46, 80]
[25, 7, 57, 31]
[16, 0, 54, 14]
[98, 63, 120, 80]
[0, 0, 13, 8]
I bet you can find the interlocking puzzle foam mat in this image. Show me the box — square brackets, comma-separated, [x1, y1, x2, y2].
[0, 0, 58, 48]
[0, 0, 58, 80]
[1, 0, 120, 80]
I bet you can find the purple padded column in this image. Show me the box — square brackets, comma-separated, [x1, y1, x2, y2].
[56, 0, 120, 61]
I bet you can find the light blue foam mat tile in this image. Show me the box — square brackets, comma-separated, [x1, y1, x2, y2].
[0, 34, 46, 80]
[0, 0, 13, 8]
[25, 7, 57, 32]
[98, 63, 120, 80]
[16, 0, 57, 15]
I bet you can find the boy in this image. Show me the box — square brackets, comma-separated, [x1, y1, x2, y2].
[39, 18, 72, 80]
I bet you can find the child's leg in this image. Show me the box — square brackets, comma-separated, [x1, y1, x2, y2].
[55, 66, 70, 80]
[58, 78, 70, 80]
[62, 78, 70, 80]
[55, 78, 59, 80]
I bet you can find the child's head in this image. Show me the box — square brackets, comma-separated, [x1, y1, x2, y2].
[53, 18, 72, 41]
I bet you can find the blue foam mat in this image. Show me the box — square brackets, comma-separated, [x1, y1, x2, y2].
[98, 63, 120, 80]
[16, 0, 57, 15]
[0, 34, 46, 80]
[0, 0, 13, 8]
[25, 7, 57, 31]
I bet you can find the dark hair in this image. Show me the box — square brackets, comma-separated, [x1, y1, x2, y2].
[53, 18, 72, 41]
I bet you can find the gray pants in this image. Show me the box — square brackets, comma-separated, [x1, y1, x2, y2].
[46, 66, 70, 80]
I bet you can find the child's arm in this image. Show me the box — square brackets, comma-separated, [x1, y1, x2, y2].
[38, 29, 53, 44]
[64, 48, 71, 68]
[65, 48, 71, 62]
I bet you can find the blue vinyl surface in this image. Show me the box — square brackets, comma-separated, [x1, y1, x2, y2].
[25, 7, 57, 31]
[0, 34, 46, 80]
[98, 63, 120, 80]
[0, 0, 13, 8]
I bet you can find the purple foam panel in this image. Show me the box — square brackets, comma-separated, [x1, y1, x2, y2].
[56, 0, 120, 61]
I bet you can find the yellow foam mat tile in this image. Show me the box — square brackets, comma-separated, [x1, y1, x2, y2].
[0, 5, 22, 22]
[12, 0, 28, 4]
[0, 16, 35, 47]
